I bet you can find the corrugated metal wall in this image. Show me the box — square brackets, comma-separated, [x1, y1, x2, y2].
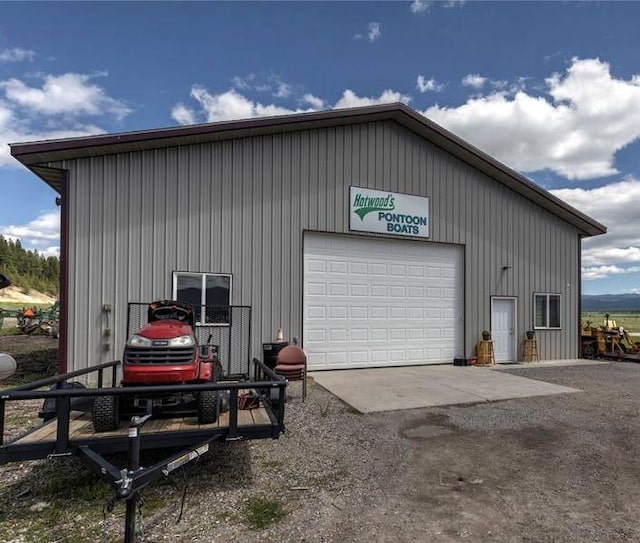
[52, 119, 581, 372]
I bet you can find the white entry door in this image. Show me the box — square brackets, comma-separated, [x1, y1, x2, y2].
[491, 298, 516, 362]
[303, 232, 463, 370]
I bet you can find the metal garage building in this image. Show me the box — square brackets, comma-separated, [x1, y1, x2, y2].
[10, 104, 606, 373]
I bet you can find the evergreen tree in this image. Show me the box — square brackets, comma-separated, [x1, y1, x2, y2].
[0, 235, 59, 295]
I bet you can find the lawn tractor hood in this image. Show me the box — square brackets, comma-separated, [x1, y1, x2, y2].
[128, 320, 195, 345]
[122, 300, 205, 385]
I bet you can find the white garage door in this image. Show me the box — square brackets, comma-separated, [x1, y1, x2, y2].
[304, 232, 463, 370]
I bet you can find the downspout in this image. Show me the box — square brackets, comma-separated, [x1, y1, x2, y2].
[577, 234, 582, 359]
[58, 171, 70, 374]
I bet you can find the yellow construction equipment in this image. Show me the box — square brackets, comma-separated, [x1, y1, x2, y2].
[581, 313, 640, 359]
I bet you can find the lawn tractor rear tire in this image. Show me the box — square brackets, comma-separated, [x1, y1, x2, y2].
[197, 390, 219, 424]
[93, 395, 119, 433]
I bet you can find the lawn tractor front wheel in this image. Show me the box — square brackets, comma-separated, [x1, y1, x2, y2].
[197, 390, 219, 424]
[93, 394, 119, 432]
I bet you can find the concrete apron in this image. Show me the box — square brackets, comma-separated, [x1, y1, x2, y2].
[309, 363, 585, 414]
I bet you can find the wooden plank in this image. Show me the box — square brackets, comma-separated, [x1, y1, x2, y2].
[13, 419, 58, 445]
[251, 408, 272, 425]
[69, 416, 95, 439]
[147, 418, 173, 434]
[216, 411, 230, 429]
[237, 409, 255, 426]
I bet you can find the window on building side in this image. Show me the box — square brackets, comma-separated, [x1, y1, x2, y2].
[534, 293, 561, 329]
[172, 272, 232, 325]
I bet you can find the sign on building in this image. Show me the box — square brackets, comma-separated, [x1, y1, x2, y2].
[349, 186, 430, 238]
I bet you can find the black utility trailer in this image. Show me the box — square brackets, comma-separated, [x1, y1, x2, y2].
[0, 306, 286, 542]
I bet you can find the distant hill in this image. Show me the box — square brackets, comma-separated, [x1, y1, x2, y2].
[582, 294, 640, 312]
[0, 285, 57, 305]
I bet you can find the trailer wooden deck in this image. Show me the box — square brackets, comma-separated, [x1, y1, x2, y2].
[12, 407, 273, 446]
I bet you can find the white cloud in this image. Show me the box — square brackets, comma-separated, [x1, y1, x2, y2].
[0, 71, 129, 167]
[580, 247, 640, 267]
[0, 210, 60, 256]
[231, 74, 255, 90]
[38, 246, 60, 258]
[334, 89, 410, 109]
[0, 48, 35, 63]
[170, 103, 197, 125]
[582, 265, 640, 281]
[1, 73, 130, 120]
[551, 178, 640, 280]
[303, 94, 324, 109]
[444, 0, 466, 7]
[368, 22, 381, 42]
[410, 0, 430, 13]
[182, 86, 313, 123]
[230, 73, 295, 100]
[172, 87, 410, 125]
[425, 57, 640, 180]
[416, 75, 444, 93]
[274, 82, 292, 99]
[462, 74, 486, 89]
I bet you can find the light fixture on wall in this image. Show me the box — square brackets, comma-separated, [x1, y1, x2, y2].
[502, 265, 512, 271]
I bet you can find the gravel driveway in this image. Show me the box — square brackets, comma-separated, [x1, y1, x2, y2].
[3, 361, 640, 542]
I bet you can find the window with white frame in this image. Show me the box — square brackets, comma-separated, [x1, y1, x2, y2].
[172, 272, 232, 325]
[534, 293, 561, 329]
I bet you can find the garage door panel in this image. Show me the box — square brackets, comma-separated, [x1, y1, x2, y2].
[350, 284, 368, 296]
[369, 264, 387, 276]
[307, 259, 326, 272]
[390, 286, 406, 298]
[328, 307, 347, 319]
[371, 285, 387, 297]
[304, 233, 463, 370]
[329, 283, 348, 296]
[307, 282, 326, 296]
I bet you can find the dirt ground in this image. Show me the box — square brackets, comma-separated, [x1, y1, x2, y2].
[2, 332, 640, 542]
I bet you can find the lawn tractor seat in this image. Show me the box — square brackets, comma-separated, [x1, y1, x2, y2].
[274, 345, 307, 401]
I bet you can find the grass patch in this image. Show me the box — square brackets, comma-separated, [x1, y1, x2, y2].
[0, 302, 55, 310]
[582, 312, 640, 332]
[0, 459, 111, 543]
[0, 326, 21, 336]
[244, 495, 287, 529]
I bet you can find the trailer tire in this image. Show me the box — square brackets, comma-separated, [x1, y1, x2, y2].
[197, 390, 219, 424]
[93, 395, 119, 432]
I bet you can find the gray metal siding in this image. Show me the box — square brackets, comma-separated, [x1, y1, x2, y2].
[53, 119, 581, 372]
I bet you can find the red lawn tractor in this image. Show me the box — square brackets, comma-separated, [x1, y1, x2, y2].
[92, 300, 223, 432]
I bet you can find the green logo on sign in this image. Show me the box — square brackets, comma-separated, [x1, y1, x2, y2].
[352, 193, 395, 220]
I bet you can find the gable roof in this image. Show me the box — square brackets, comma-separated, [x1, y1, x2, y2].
[10, 102, 605, 237]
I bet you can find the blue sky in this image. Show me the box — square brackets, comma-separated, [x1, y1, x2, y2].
[1, 1, 640, 295]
